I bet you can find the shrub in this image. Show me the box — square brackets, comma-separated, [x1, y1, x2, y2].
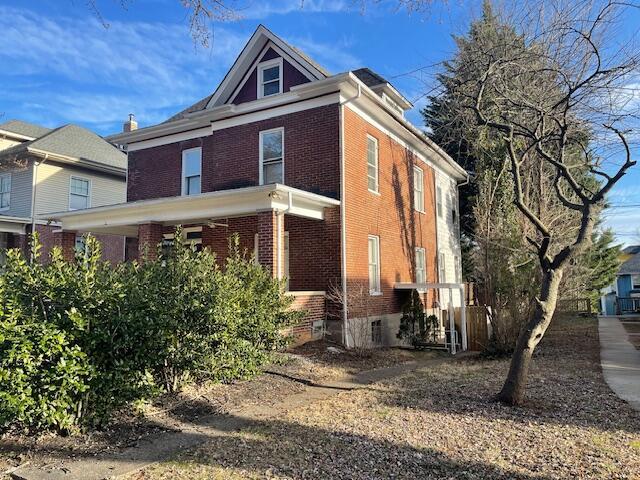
[0, 230, 297, 432]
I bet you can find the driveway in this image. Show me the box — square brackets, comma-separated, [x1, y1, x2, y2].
[599, 315, 640, 410]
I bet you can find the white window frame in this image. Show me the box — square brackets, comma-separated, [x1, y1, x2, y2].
[632, 274, 640, 290]
[181, 147, 202, 196]
[259, 127, 285, 185]
[257, 57, 283, 99]
[368, 235, 382, 295]
[436, 185, 443, 218]
[415, 247, 426, 284]
[367, 135, 379, 194]
[413, 166, 424, 213]
[68, 176, 91, 211]
[439, 251, 446, 283]
[0, 173, 11, 211]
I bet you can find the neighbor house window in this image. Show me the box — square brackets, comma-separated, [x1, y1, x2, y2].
[439, 252, 446, 283]
[368, 235, 381, 294]
[258, 58, 283, 98]
[436, 185, 443, 218]
[0, 173, 10, 210]
[413, 166, 424, 212]
[367, 135, 379, 193]
[260, 128, 284, 184]
[633, 274, 640, 289]
[75, 235, 86, 255]
[454, 255, 461, 283]
[415, 247, 426, 284]
[182, 147, 202, 196]
[69, 176, 90, 210]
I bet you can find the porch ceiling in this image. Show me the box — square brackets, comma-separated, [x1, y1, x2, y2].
[40, 184, 340, 237]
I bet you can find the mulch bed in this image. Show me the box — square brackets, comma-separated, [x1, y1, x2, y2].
[131, 317, 640, 480]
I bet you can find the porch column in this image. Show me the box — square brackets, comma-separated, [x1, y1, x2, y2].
[53, 230, 77, 262]
[257, 210, 282, 278]
[138, 223, 163, 261]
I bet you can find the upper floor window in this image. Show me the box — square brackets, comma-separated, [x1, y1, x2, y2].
[260, 128, 284, 184]
[182, 147, 202, 196]
[436, 185, 443, 218]
[0, 173, 11, 211]
[368, 235, 381, 295]
[367, 135, 379, 193]
[258, 58, 283, 98]
[413, 166, 424, 212]
[69, 176, 90, 210]
[633, 274, 640, 290]
[415, 247, 426, 284]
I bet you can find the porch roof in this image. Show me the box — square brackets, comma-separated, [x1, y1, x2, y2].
[0, 215, 31, 234]
[40, 184, 340, 237]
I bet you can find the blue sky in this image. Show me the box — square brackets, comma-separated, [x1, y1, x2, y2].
[0, 0, 638, 244]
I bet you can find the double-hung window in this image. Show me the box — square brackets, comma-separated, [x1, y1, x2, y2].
[439, 252, 447, 283]
[368, 235, 381, 294]
[415, 247, 426, 284]
[413, 166, 424, 212]
[258, 58, 282, 98]
[367, 135, 379, 193]
[633, 274, 640, 290]
[69, 176, 90, 210]
[182, 147, 202, 196]
[436, 185, 443, 218]
[0, 173, 10, 210]
[260, 128, 284, 184]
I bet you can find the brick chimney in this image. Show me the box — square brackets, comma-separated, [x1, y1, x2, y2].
[123, 113, 138, 132]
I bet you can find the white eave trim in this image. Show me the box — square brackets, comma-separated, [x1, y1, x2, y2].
[41, 184, 340, 236]
[0, 129, 36, 142]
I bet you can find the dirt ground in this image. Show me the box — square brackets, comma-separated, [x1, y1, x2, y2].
[0, 342, 424, 477]
[126, 317, 640, 480]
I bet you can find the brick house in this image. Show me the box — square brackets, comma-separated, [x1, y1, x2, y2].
[0, 120, 127, 263]
[45, 25, 468, 347]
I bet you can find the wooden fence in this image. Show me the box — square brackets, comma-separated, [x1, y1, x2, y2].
[444, 306, 491, 352]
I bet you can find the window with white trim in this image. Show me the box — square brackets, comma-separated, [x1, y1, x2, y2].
[439, 252, 446, 282]
[257, 58, 282, 98]
[367, 135, 379, 193]
[633, 274, 640, 289]
[413, 166, 424, 212]
[260, 128, 284, 184]
[182, 147, 201, 196]
[162, 227, 203, 254]
[415, 247, 426, 284]
[368, 235, 381, 294]
[0, 173, 10, 210]
[69, 176, 90, 210]
[436, 185, 443, 218]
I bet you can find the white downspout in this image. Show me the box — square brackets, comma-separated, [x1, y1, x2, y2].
[339, 82, 362, 347]
[30, 153, 48, 262]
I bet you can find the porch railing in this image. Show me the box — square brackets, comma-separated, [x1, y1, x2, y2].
[617, 297, 640, 314]
[557, 298, 592, 314]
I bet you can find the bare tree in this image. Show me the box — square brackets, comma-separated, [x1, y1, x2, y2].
[460, 0, 639, 404]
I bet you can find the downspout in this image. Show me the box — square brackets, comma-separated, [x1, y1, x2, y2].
[339, 82, 362, 347]
[30, 153, 48, 262]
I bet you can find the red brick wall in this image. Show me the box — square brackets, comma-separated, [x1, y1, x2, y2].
[343, 107, 439, 318]
[285, 292, 326, 346]
[127, 104, 340, 202]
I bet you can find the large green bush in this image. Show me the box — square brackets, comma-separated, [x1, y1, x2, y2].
[0, 230, 298, 433]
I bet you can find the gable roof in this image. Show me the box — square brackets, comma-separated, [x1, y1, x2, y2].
[0, 124, 126, 174]
[619, 252, 640, 275]
[0, 120, 51, 140]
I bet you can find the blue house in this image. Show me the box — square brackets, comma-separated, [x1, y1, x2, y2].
[602, 246, 640, 315]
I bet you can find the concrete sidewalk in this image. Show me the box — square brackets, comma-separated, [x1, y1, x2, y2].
[598, 316, 640, 411]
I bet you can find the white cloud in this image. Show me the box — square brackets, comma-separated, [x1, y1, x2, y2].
[241, 0, 349, 19]
[0, 5, 247, 133]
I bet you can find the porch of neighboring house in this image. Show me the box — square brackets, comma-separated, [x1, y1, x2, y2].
[42, 184, 341, 344]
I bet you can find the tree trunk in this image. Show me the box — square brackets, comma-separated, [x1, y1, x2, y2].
[498, 267, 563, 405]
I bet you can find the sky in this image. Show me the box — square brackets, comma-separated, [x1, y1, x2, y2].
[0, 0, 638, 244]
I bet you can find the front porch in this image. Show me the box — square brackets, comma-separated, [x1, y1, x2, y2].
[43, 184, 341, 341]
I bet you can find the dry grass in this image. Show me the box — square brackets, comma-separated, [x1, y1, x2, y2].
[129, 317, 640, 480]
[0, 342, 419, 475]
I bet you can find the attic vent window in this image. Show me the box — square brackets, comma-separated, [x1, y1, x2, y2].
[258, 58, 283, 98]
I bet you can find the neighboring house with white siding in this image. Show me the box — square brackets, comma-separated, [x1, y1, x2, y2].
[0, 120, 127, 263]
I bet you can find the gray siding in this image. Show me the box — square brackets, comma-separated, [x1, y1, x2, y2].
[1, 163, 33, 218]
